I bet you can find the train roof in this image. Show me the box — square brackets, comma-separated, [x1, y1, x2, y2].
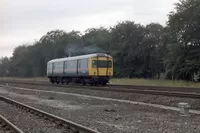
[48, 53, 112, 63]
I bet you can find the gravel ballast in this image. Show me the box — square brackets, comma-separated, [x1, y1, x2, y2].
[0, 130, 5, 133]
[5, 83, 200, 110]
[0, 86, 200, 133]
[0, 128, 7, 133]
[0, 100, 70, 133]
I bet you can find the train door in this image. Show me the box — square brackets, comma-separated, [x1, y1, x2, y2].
[78, 60, 81, 76]
[52, 63, 54, 76]
[63, 61, 65, 76]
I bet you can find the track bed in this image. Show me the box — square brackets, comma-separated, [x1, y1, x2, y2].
[0, 100, 69, 133]
[4, 83, 200, 110]
[0, 86, 200, 133]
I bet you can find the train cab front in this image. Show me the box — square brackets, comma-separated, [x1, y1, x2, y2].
[89, 55, 113, 86]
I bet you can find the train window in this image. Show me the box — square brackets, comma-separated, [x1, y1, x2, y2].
[48, 63, 53, 72]
[65, 61, 67, 68]
[67, 60, 77, 68]
[67, 62, 71, 68]
[80, 59, 88, 68]
[72, 61, 77, 68]
[67, 61, 71, 68]
[47, 63, 51, 68]
[92, 60, 97, 68]
[53, 62, 64, 70]
[60, 62, 63, 68]
[92, 60, 112, 68]
[78, 60, 81, 68]
[52, 63, 55, 70]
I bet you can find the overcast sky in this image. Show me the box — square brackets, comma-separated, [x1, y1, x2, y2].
[1, 0, 178, 57]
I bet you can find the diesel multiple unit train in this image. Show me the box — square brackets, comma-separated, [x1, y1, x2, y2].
[47, 53, 113, 86]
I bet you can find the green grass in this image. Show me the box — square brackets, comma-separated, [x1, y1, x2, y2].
[110, 78, 200, 88]
[0, 77, 47, 82]
[1, 77, 200, 88]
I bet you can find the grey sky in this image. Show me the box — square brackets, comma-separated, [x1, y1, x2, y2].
[1, 0, 178, 57]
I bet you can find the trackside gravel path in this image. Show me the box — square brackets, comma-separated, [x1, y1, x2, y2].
[0, 86, 200, 133]
[0, 100, 70, 133]
[4, 83, 200, 110]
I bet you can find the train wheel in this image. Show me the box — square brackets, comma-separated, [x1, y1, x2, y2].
[61, 79, 64, 84]
[50, 78, 55, 84]
[101, 81, 107, 86]
[94, 82, 98, 86]
[101, 83, 106, 86]
[82, 80, 86, 86]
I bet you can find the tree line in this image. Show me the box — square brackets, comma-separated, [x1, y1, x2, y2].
[1, 0, 200, 81]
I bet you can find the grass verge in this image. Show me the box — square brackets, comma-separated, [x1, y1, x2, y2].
[110, 78, 200, 88]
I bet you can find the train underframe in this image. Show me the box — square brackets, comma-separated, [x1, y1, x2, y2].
[48, 76, 109, 86]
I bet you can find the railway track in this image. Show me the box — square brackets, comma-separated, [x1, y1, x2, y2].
[0, 96, 100, 133]
[0, 114, 23, 133]
[1, 80, 200, 99]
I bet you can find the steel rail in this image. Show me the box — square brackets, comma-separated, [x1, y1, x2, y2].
[1, 80, 200, 99]
[2, 79, 200, 92]
[0, 96, 100, 133]
[109, 84, 200, 93]
[0, 114, 24, 133]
